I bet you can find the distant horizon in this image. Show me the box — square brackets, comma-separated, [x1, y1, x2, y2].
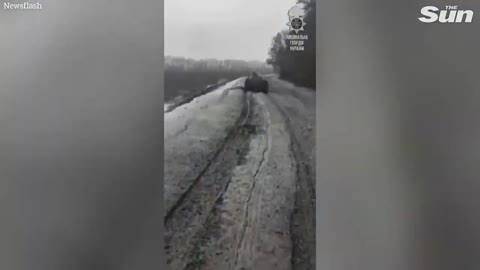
[165, 55, 271, 64]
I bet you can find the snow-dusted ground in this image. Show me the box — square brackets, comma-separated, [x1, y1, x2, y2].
[164, 76, 316, 270]
[164, 77, 245, 140]
[164, 78, 246, 219]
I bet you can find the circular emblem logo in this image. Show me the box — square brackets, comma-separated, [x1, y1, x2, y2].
[287, 5, 307, 34]
[291, 18, 303, 30]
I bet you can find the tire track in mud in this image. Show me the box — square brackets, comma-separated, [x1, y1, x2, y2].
[184, 94, 297, 270]
[269, 95, 316, 270]
[182, 94, 272, 270]
[269, 95, 316, 206]
[166, 83, 313, 270]
[164, 93, 250, 224]
[165, 92, 256, 269]
[232, 98, 271, 269]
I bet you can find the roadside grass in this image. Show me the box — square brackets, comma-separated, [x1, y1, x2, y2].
[165, 70, 249, 102]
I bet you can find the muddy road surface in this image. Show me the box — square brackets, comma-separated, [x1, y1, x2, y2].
[164, 75, 315, 270]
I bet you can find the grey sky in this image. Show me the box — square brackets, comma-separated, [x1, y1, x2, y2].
[165, 0, 298, 62]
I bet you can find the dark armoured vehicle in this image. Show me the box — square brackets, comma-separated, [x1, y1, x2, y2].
[244, 73, 269, 93]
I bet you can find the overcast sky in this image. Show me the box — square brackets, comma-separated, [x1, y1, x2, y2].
[165, 0, 298, 62]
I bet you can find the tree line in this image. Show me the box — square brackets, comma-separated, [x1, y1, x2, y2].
[165, 56, 272, 101]
[267, 0, 316, 88]
[165, 56, 272, 74]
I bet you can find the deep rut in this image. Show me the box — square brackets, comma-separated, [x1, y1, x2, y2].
[166, 87, 313, 270]
[182, 94, 297, 270]
[270, 95, 316, 270]
[165, 92, 256, 269]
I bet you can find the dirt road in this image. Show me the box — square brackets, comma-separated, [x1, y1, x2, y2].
[164, 75, 315, 270]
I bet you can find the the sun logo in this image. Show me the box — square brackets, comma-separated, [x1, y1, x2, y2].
[287, 5, 306, 34]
